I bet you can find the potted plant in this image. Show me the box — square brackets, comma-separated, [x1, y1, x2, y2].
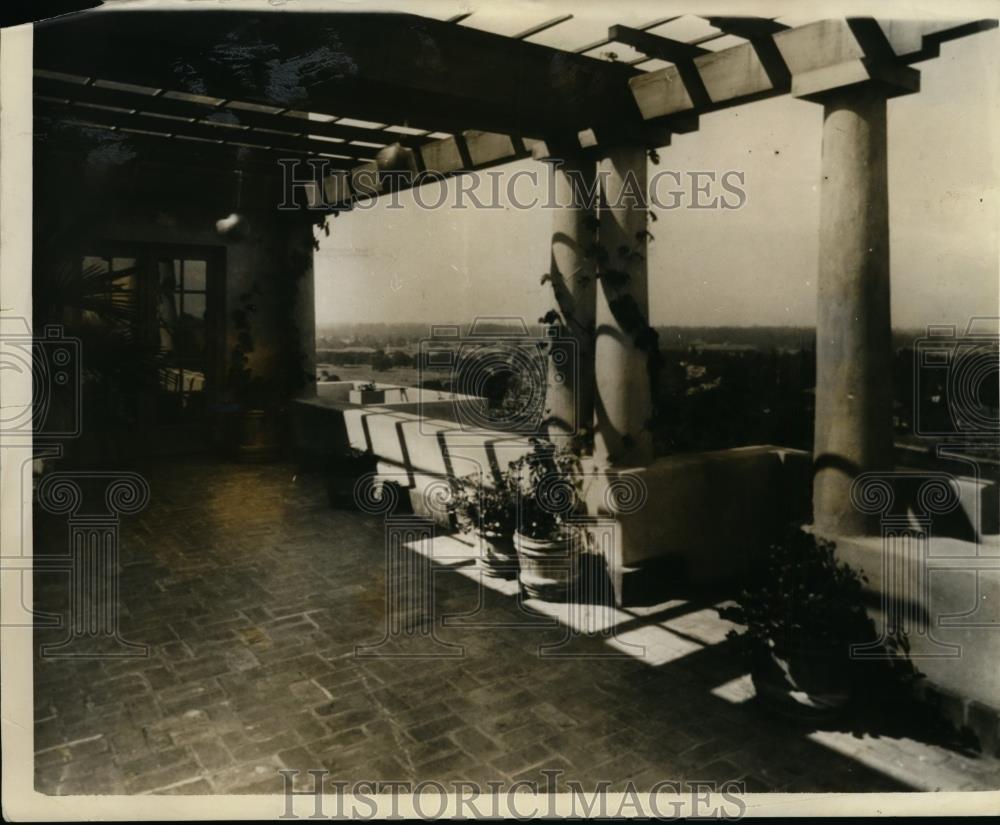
[509, 438, 585, 600]
[449, 470, 519, 578]
[718, 529, 877, 721]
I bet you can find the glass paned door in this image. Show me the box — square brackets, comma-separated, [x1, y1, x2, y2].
[156, 257, 210, 412]
[78, 246, 222, 456]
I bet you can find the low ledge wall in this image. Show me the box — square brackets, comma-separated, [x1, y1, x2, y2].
[830, 533, 1000, 753]
[588, 446, 813, 576]
[291, 397, 813, 589]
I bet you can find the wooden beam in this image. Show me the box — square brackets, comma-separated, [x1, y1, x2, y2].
[629, 17, 992, 123]
[609, 25, 713, 110]
[513, 15, 573, 41]
[34, 98, 371, 160]
[34, 116, 336, 175]
[410, 130, 531, 178]
[317, 113, 685, 210]
[461, 131, 527, 168]
[34, 10, 644, 137]
[877, 18, 996, 61]
[703, 17, 792, 92]
[628, 30, 730, 67]
[704, 17, 789, 38]
[530, 121, 676, 161]
[33, 75, 434, 149]
[574, 15, 681, 54]
[309, 128, 537, 209]
[773, 19, 918, 100]
[608, 24, 709, 63]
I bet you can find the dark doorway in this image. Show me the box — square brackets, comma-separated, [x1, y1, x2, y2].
[73, 245, 225, 458]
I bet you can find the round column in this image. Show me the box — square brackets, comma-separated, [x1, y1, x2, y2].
[594, 145, 654, 468]
[813, 85, 895, 535]
[543, 155, 597, 445]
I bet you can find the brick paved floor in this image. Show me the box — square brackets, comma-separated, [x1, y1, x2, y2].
[33, 459, 1000, 795]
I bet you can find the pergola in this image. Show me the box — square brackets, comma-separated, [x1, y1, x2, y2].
[32, 7, 995, 538]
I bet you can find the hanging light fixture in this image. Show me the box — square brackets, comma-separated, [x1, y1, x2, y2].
[216, 169, 248, 239]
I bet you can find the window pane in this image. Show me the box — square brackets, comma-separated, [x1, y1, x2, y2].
[184, 260, 207, 291]
[183, 292, 206, 320]
[158, 259, 177, 292]
[112, 257, 136, 273]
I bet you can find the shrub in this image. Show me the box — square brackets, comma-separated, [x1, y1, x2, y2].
[449, 471, 518, 537]
[719, 529, 874, 664]
[509, 438, 585, 540]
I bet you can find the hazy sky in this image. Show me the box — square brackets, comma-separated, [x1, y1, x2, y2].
[314, 22, 999, 330]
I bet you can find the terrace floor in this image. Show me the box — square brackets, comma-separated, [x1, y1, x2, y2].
[33, 458, 1000, 795]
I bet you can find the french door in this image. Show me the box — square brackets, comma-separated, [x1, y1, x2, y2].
[79, 245, 224, 454]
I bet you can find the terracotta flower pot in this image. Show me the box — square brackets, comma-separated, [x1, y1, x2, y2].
[477, 531, 519, 579]
[513, 530, 580, 600]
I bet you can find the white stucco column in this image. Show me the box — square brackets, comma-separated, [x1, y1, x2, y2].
[543, 155, 597, 445]
[811, 84, 898, 535]
[773, 20, 920, 535]
[593, 144, 654, 468]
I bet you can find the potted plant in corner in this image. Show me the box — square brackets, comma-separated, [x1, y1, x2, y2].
[449, 469, 519, 579]
[510, 438, 585, 600]
[718, 528, 877, 721]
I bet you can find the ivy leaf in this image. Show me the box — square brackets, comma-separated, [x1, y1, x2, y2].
[539, 309, 561, 325]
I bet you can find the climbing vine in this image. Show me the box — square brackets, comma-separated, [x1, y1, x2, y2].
[538, 199, 664, 462]
[588, 224, 664, 461]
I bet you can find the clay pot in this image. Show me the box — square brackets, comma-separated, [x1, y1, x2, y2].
[513, 530, 580, 600]
[477, 531, 518, 579]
